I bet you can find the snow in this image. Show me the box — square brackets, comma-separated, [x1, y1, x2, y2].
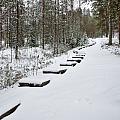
[101, 38, 120, 55]
[18, 75, 50, 84]
[0, 46, 54, 89]
[0, 38, 120, 120]
[74, 0, 92, 10]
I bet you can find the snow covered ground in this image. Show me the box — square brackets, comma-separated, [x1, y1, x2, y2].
[0, 38, 120, 120]
[101, 38, 120, 55]
[0, 46, 54, 89]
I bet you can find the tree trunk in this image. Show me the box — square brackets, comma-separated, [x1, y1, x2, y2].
[119, 16, 120, 44]
[15, 1, 19, 59]
[71, 0, 74, 36]
[108, 0, 112, 45]
[65, 0, 69, 44]
[0, 5, 2, 49]
[53, 0, 57, 55]
[42, 0, 45, 49]
[105, 17, 109, 37]
[105, 6, 109, 38]
[109, 17, 112, 45]
[56, 0, 59, 54]
[118, 1, 120, 44]
[61, 2, 65, 43]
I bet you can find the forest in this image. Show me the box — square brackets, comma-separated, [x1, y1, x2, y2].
[0, 0, 120, 88]
[0, 0, 94, 89]
[0, 0, 93, 58]
[0, 0, 120, 120]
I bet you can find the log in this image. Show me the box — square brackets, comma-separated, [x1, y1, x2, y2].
[72, 56, 84, 59]
[0, 103, 21, 120]
[43, 71, 59, 74]
[78, 46, 85, 50]
[19, 83, 29, 87]
[59, 69, 67, 74]
[60, 63, 76, 67]
[19, 80, 50, 87]
[76, 54, 85, 57]
[43, 69, 67, 74]
[40, 80, 50, 87]
[67, 59, 81, 63]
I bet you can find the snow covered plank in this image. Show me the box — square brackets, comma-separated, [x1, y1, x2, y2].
[0, 103, 21, 120]
[67, 59, 81, 63]
[18, 76, 51, 87]
[19, 80, 50, 87]
[76, 54, 85, 57]
[72, 56, 84, 59]
[87, 44, 94, 47]
[78, 47, 82, 50]
[40, 80, 50, 87]
[43, 69, 67, 74]
[87, 41, 96, 47]
[82, 46, 86, 48]
[73, 50, 79, 54]
[78, 46, 86, 50]
[72, 49, 86, 57]
[60, 63, 77, 67]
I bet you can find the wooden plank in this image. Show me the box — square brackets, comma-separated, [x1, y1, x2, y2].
[43, 71, 59, 74]
[19, 80, 50, 87]
[76, 54, 85, 57]
[40, 80, 50, 87]
[60, 63, 76, 67]
[59, 69, 67, 74]
[78, 46, 85, 50]
[43, 69, 67, 74]
[67, 59, 81, 63]
[72, 56, 84, 59]
[0, 103, 21, 120]
[19, 83, 29, 87]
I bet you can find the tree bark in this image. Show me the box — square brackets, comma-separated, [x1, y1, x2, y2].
[56, 0, 59, 54]
[53, 0, 57, 55]
[42, 0, 45, 49]
[118, 0, 120, 44]
[108, 0, 112, 45]
[15, 0, 19, 59]
[0, 5, 2, 49]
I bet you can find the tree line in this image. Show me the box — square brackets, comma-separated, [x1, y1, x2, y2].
[91, 0, 120, 44]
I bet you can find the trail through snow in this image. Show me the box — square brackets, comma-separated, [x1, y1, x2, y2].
[0, 38, 120, 120]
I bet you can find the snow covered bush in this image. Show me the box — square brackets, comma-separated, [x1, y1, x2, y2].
[0, 64, 23, 89]
[101, 42, 120, 55]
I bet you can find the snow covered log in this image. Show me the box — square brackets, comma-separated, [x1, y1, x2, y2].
[60, 63, 76, 67]
[87, 42, 96, 47]
[40, 80, 50, 87]
[67, 59, 81, 63]
[82, 46, 86, 48]
[43, 69, 67, 74]
[78, 46, 85, 50]
[18, 80, 50, 87]
[0, 103, 21, 120]
[72, 56, 84, 59]
[76, 54, 85, 57]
